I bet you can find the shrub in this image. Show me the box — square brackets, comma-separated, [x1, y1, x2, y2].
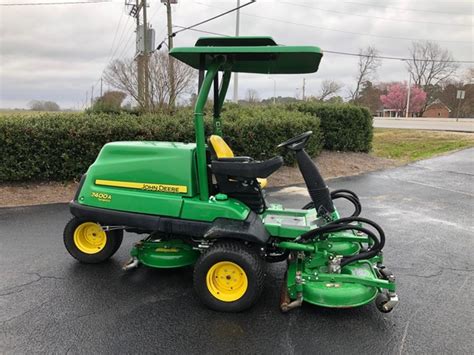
[288, 102, 373, 152]
[0, 108, 321, 181]
[221, 106, 322, 164]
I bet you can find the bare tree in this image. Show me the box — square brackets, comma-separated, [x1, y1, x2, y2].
[318, 80, 343, 101]
[246, 89, 260, 103]
[350, 46, 381, 102]
[104, 51, 196, 111]
[406, 41, 459, 88]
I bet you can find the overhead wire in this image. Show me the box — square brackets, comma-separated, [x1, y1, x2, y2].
[282, 1, 471, 27]
[194, 1, 472, 44]
[0, 0, 111, 6]
[172, 0, 255, 35]
[173, 25, 231, 37]
[343, 1, 470, 16]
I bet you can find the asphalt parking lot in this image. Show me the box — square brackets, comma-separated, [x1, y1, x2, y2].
[1, 149, 473, 354]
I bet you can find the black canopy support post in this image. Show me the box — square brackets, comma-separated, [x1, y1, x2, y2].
[213, 73, 222, 136]
[198, 54, 205, 93]
[217, 70, 231, 115]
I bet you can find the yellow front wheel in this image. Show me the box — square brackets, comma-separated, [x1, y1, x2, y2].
[64, 217, 123, 263]
[194, 242, 265, 312]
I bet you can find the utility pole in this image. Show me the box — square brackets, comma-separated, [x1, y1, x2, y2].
[91, 85, 94, 107]
[302, 78, 306, 101]
[100, 77, 103, 97]
[165, 0, 176, 108]
[405, 75, 411, 118]
[142, 0, 149, 111]
[135, 0, 144, 109]
[233, 0, 240, 102]
[127, 0, 154, 111]
[85, 91, 88, 109]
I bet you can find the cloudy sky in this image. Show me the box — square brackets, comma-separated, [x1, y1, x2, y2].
[0, 0, 472, 109]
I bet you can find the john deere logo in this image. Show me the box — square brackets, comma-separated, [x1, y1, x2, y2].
[91, 192, 112, 202]
[94, 179, 188, 194]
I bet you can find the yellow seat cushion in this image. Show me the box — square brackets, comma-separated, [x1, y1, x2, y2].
[257, 178, 268, 188]
[209, 135, 234, 158]
[209, 135, 268, 188]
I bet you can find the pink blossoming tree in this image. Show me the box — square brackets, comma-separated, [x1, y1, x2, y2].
[380, 82, 427, 116]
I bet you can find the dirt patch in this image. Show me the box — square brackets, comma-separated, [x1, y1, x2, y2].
[0, 181, 78, 208]
[0, 151, 401, 208]
[269, 151, 401, 187]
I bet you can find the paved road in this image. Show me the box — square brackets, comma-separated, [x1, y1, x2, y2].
[1, 149, 473, 354]
[373, 117, 474, 132]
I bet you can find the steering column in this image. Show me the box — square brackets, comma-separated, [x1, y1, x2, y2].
[277, 131, 335, 216]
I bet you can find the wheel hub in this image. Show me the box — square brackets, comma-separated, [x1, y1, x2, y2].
[206, 261, 248, 302]
[73, 222, 107, 254]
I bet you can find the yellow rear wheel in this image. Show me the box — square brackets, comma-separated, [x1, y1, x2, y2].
[73, 222, 107, 254]
[206, 261, 248, 302]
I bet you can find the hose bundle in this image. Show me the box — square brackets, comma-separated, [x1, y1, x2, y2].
[295, 216, 385, 268]
[303, 189, 362, 217]
[299, 189, 385, 268]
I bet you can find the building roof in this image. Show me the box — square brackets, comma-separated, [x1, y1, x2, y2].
[426, 99, 452, 112]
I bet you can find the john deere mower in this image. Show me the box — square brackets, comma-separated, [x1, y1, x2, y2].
[64, 37, 398, 313]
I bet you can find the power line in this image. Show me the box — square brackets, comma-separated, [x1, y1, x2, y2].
[173, 25, 231, 37]
[105, 5, 127, 64]
[324, 50, 474, 64]
[282, 1, 471, 27]
[194, 2, 471, 44]
[173, 0, 255, 35]
[343, 1, 469, 16]
[168, 24, 474, 64]
[108, 14, 134, 63]
[0, 0, 110, 6]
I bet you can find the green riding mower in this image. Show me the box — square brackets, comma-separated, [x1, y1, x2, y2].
[64, 37, 398, 313]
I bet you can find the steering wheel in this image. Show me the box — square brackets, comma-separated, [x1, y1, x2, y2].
[277, 131, 313, 151]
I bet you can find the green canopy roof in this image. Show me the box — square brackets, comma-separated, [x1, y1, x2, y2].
[169, 36, 323, 74]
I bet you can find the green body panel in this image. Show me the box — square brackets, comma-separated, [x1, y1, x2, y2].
[261, 204, 315, 237]
[180, 196, 249, 221]
[131, 239, 200, 268]
[78, 141, 199, 217]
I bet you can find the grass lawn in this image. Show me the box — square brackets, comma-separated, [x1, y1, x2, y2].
[372, 128, 474, 162]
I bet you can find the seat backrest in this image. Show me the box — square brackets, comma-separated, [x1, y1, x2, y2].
[209, 135, 234, 158]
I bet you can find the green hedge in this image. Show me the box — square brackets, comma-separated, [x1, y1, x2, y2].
[0, 107, 321, 181]
[288, 102, 373, 152]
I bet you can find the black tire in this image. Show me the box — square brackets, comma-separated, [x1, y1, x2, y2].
[193, 242, 265, 312]
[63, 217, 123, 264]
[375, 292, 392, 313]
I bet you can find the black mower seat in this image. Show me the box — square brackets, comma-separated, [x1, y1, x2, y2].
[211, 156, 283, 179]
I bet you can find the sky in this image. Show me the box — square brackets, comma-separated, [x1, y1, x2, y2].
[0, 0, 472, 109]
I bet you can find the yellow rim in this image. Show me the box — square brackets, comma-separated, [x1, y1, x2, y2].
[206, 261, 248, 302]
[73, 222, 107, 254]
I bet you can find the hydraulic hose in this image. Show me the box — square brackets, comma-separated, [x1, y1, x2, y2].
[294, 216, 386, 268]
[302, 189, 362, 217]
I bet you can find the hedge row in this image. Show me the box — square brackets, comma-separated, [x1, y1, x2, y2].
[288, 102, 373, 152]
[0, 107, 322, 181]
